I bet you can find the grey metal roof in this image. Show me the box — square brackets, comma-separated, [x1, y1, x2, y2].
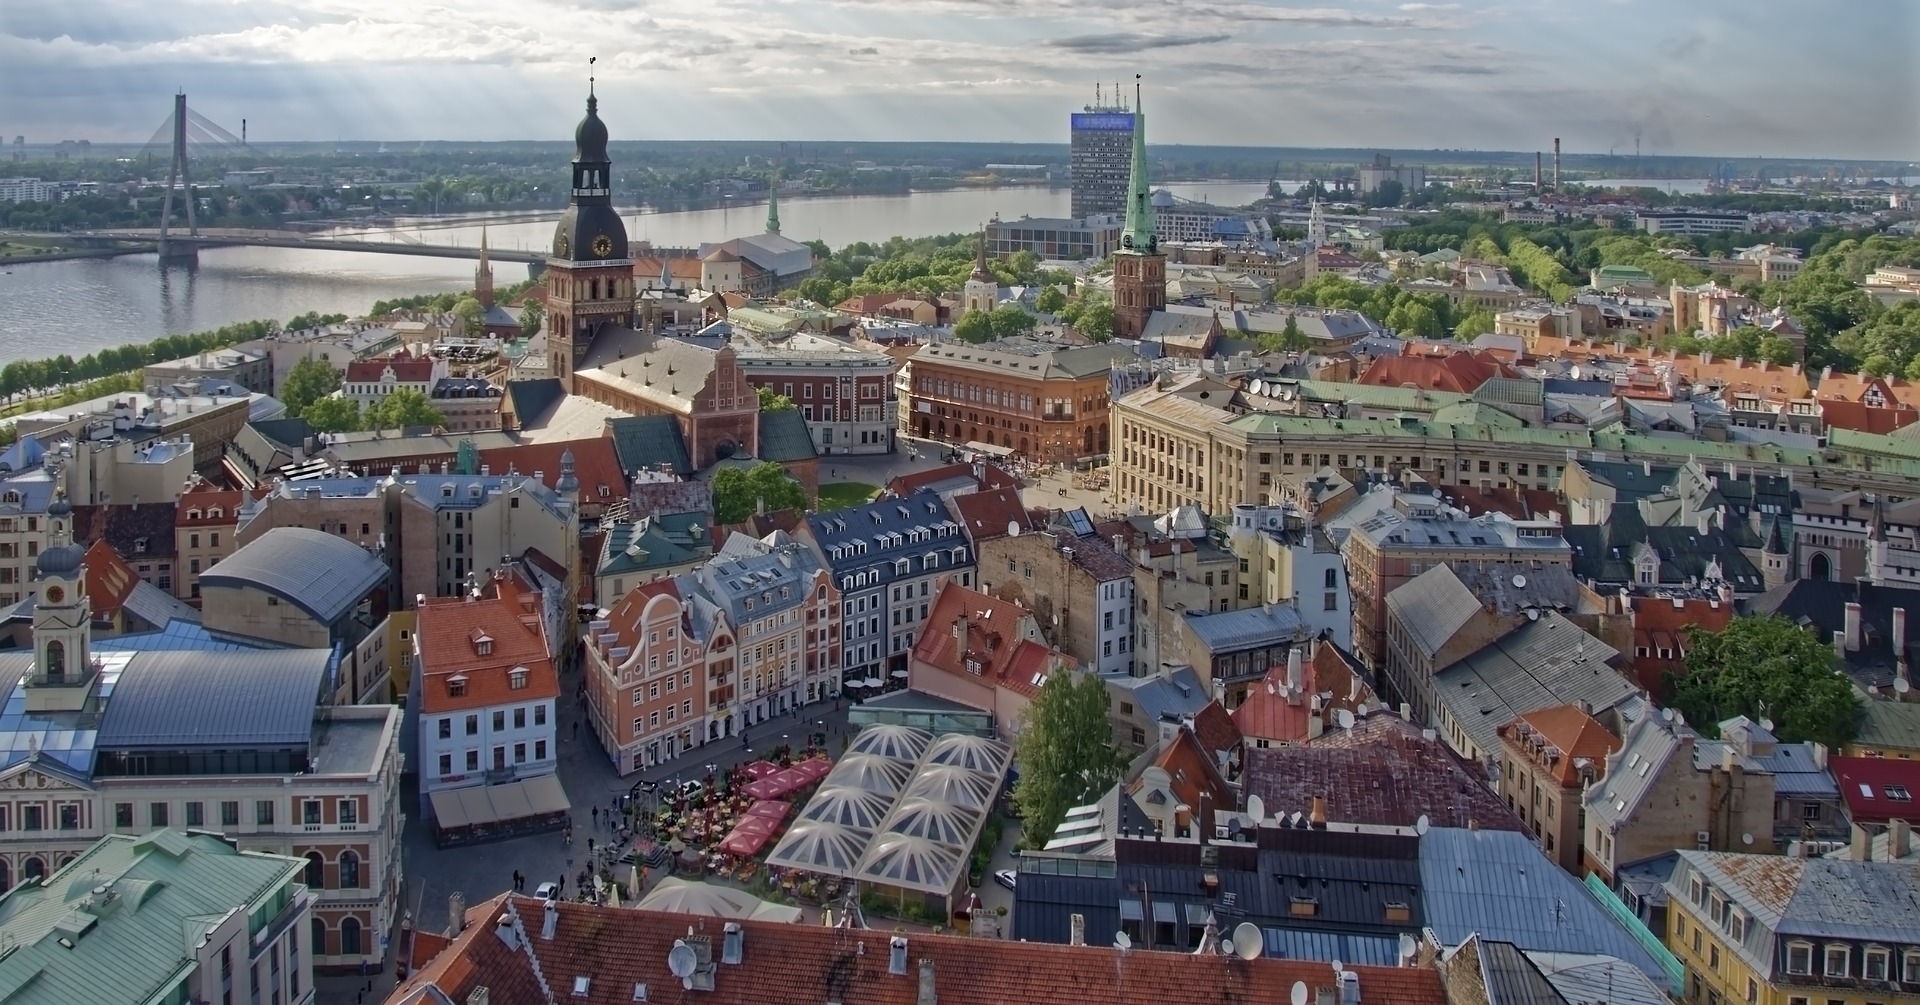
[96, 650, 328, 749]
[1474, 939, 1569, 1005]
[1260, 928, 1401, 966]
[756, 408, 818, 463]
[1178, 603, 1307, 654]
[693, 532, 825, 629]
[1108, 667, 1211, 723]
[200, 527, 388, 624]
[1584, 715, 1694, 831]
[1384, 565, 1483, 659]
[804, 492, 971, 589]
[1431, 612, 1636, 757]
[1419, 826, 1667, 981]
[118, 579, 202, 632]
[1692, 729, 1838, 798]
[1672, 851, 1920, 978]
[1527, 951, 1672, 1005]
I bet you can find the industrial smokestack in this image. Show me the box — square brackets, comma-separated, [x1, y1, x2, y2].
[1534, 152, 1542, 190]
[1553, 138, 1561, 191]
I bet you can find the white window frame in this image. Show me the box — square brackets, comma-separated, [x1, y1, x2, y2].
[1824, 944, 1849, 977]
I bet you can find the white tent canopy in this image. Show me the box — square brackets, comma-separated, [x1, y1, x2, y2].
[798, 784, 894, 832]
[854, 832, 965, 893]
[882, 797, 981, 847]
[901, 764, 997, 812]
[764, 819, 867, 874]
[634, 877, 804, 924]
[922, 732, 1012, 775]
[848, 724, 934, 763]
[822, 753, 914, 797]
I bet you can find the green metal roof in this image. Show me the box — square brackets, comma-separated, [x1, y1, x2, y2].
[0, 830, 305, 1005]
[1856, 697, 1920, 753]
[757, 408, 819, 463]
[607, 415, 695, 476]
[1431, 401, 1525, 428]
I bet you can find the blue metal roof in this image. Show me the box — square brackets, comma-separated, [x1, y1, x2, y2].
[96, 650, 329, 750]
[0, 652, 128, 775]
[1260, 927, 1401, 966]
[99, 620, 266, 653]
[1179, 604, 1307, 654]
[1418, 826, 1667, 982]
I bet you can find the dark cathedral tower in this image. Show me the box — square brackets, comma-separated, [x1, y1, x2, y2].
[547, 79, 634, 391]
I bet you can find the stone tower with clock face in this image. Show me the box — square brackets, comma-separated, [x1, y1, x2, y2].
[28, 490, 92, 710]
[546, 87, 634, 392]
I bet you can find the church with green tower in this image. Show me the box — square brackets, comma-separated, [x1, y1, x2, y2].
[1111, 80, 1166, 342]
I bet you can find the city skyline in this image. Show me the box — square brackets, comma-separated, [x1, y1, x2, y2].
[3, 0, 1916, 159]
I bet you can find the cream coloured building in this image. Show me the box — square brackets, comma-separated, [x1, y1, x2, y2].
[0, 493, 406, 971]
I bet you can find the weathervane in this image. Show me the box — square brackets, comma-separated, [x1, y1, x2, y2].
[590, 56, 597, 96]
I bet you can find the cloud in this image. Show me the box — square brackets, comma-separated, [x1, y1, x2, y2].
[1046, 32, 1230, 54]
[1398, 2, 1459, 10]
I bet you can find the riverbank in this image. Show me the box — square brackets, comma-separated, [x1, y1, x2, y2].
[0, 246, 146, 265]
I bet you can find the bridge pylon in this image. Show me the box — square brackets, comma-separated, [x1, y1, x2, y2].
[157, 92, 199, 266]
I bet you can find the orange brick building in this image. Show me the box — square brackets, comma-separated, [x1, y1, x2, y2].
[901, 341, 1131, 461]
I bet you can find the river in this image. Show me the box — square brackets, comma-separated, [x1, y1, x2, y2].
[0, 181, 1273, 361]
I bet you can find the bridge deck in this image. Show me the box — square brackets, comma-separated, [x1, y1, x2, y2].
[51, 228, 547, 264]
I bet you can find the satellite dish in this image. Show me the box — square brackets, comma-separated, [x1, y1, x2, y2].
[1291, 981, 1309, 1005]
[1335, 708, 1356, 731]
[1233, 923, 1263, 960]
[1331, 958, 1344, 977]
[1247, 794, 1266, 823]
[1415, 814, 1431, 836]
[668, 941, 698, 980]
[1900, 678, 1913, 695]
[1007, 520, 1021, 538]
[1662, 707, 1676, 723]
[1355, 702, 1368, 716]
[1742, 832, 1754, 846]
[1398, 933, 1417, 961]
[1527, 608, 1541, 621]
[1759, 717, 1776, 733]
[1512, 573, 1527, 589]
[1114, 931, 1133, 950]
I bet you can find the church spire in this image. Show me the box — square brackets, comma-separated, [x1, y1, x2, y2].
[1120, 75, 1156, 255]
[766, 186, 781, 235]
[475, 225, 495, 308]
[971, 225, 992, 282]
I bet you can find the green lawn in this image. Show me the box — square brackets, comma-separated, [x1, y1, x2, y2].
[817, 481, 880, 511]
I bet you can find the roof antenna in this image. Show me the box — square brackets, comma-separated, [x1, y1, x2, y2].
[1135, 73, 1142, 115]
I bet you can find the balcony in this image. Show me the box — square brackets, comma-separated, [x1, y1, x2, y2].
[251, 886, 313, 959]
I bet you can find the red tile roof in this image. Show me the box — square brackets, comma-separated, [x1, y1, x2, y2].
[478, 436, 628, 509]
[1832, 755, 1920, 824]
[81, 539, 142, 621]
[951, 487, 1033, 545]
[1230, 641, 1377, 746]
[632, 256, 705, 282]
[1131, 726, 1236, 833]
[1498, 704, 1621, 786]
[347, 354, 436, 384]
[1626, 593, 1733, 693]
[1357, 349, 1514, 394]
[388, 898, 1451, 1005]
[1243, 714, 1526, 832]
[176, 484, 257, 528]
[911, 582, 1043, 687]
[999, 638, 1064, 700]
[1819, 397, 1920, 435]
[1189, 700, 1241, 755]
[416, 580, 559, 714]
[885, 461, 1020, 498]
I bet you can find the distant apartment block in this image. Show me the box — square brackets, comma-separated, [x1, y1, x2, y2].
[1069, 107, 1135, 218]
[1635, 210, 1751, 235]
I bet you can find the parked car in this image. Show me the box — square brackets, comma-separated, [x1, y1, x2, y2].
[533, 881, 559, 902]
[993, 869, 1017, 891]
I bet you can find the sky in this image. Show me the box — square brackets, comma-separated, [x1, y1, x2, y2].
[2, 0, 1916, 159]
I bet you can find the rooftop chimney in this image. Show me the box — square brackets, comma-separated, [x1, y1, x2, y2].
[447, 891, 467, 937]
[1069, 913, 1086, 947]
[1309, 795, 1328, 829]
[917, 958, 937, 1005]
[494, 914, 518, 951]
[889, 936, 909, 976]
[1846, 602, 1863, 651]
[1889, 818, 1912, 861]
[1851, 823, 1873, 862]
[1286, 647, 1304, 701]
[1553, 138, 1561, 190]
[1834, 630, 1846, 659]
[1897, 607, 1910, 682]
[468, 989, 490, 1005]
[540, 900, 558, 941]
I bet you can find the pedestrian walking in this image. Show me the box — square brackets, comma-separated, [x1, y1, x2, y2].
[588, 837, 596, 854]
[591, 806, 599, 823]
[513, 869, 522, 892]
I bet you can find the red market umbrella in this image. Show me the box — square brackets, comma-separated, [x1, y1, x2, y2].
[792, 757, 833, 782]
[746, 800, 791, 822]
[742, 777, 786, 801]
[743, 760, 782, 780]
[768, 768, 810, 795]
[719, 815, 780, 856]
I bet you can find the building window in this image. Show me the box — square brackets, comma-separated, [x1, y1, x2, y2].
[536, 705, 548, 726]
[339, 799, 357, 825]
[510, 669, 528, 690]
[339, 850, 361, 889]
[492, 710, 506, 732]
[221, 801, 240, 827]
[437, 718, 451, 740]
[1865, 948, 1890, 981]
[1825, 945, 1850, 977]
[59, 804, 79, 830]
[438, 753, 453, 777]
[256, 800, 275, 826]
[114, 803, 133, 828]
[305, 852, 325, 888]
[536, 740, 548, 760]
[150, 803, 168, 828]
[466, 714, 478, 735]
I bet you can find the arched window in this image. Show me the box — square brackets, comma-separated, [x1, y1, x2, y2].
[338, 850, 361, 889]
[44, 641, 64, 680]
[0, 858, 10, 894]
[22, 858, 43, 882]
[311, 917, 329, 958]
[305, 852, 325, 889]
[339, 916, 362, 956]
[1811, 552, 1833, 581]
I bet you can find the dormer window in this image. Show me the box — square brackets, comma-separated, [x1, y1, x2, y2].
[1825, 944, 1850, 977]
[471, 629, 494, 656]
[133, 538, 148, 554]
[509, 668, 528, 690]
[448, 675, 468, 697]
[209, 507, 222, 518]
[187, 509, 202, 520]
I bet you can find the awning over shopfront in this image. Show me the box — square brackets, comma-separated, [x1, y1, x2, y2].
[428, 774, 573, 847]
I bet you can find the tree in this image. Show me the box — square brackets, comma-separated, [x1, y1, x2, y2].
[953, 310, 995, 344]
[301, 396, 361, 433]
[363, 388, 448, 431]
[1034, 285, 1067, 314]
[1667, 614, 1862, 749]
[757, 385, 796, 411]
[1073, 300, 1114, 342]
[1363, 179, 1403, 208]
[450, 297, 485, 336]
[1386, 300, 1443, 341]
[279, 358, 341, 415]
[711, 461, 807, 524]
[988, 304, 1038, 340]
[1013, 671, 1126, 846]
[519, 300, 544, 338]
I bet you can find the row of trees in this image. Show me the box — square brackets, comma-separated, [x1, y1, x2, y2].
[278, 357, 447, 433]
[0, 319, 275, 401]
[1277, 273, 1487, 341]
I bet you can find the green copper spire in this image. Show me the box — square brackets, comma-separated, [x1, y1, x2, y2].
[766, 186, 781, 235]
[1120, 76, 1156, 255]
